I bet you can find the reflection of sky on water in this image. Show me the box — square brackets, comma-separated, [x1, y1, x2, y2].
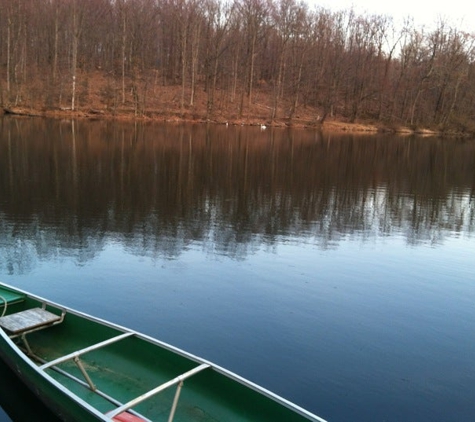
[4, 229, 473, 422]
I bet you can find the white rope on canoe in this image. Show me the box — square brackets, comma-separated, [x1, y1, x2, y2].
[0, 295, 7, 318]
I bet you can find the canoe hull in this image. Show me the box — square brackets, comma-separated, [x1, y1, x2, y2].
[0, 282, 326, 422]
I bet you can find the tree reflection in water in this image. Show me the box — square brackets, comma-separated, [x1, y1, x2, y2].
[0, 117, 473, 274]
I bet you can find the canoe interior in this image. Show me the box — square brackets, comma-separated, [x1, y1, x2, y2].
[0, 285, 316, 422]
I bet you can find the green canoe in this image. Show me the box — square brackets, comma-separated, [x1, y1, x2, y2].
[0, 282, 327, 422]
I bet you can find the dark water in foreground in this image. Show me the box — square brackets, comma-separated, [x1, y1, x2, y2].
[0, 118, 474, 421]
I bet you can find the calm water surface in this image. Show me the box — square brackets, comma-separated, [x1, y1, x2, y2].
[0, 118, 474, 421]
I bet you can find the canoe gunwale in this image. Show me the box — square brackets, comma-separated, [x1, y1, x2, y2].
[0, 281, 328, 422]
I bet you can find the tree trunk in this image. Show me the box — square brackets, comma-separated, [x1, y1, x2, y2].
[53, 3, 59, 84]
[71, 0, 79, 111]
[121, 7, 127, 104]
[181, 24, 187, 114]
[6, 14, 12, 97]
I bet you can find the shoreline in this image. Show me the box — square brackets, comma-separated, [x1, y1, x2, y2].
[0, 105, 455, 137]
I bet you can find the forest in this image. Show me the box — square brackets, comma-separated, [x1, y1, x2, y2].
[1, 0, 475, 132]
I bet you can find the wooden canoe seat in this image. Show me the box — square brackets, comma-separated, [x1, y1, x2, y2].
[0, 307, 63, 335]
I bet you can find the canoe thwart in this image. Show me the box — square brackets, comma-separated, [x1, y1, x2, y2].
[40, 332, 134, 370]
[0, 307, 63, 335]
[106, 363, 211, 419]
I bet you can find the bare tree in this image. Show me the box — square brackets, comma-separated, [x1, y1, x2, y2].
[236, 0, 269, 113]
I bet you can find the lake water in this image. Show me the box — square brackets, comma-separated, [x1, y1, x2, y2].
[0, 117, 474, 421]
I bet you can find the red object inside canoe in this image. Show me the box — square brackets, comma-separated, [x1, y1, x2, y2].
[112, 412, 146, 422]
